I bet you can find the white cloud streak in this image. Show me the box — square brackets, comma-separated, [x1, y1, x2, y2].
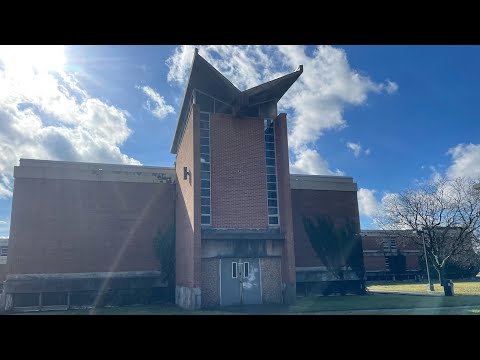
[347, 142, 362, 157]
[346, 142, 371, 157]
[166, 45, 397, 175]
[138, 85, 175, 120]
[0, 46, 141, 199]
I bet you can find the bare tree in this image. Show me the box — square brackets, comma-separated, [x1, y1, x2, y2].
[377, 177, 480, 294]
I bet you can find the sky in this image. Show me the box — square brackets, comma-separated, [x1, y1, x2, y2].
[1, 45, 480, 238]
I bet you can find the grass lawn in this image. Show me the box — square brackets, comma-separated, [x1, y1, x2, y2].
[12, 292, 480, 315]
[367, 279, 480, 295]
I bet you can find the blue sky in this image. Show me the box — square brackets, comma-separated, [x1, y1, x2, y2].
[1, 45, 480, 237]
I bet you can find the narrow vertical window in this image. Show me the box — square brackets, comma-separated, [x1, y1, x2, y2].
[244, 262, 249, 278]
[232, 262, 237, 278]
[264, 119, 279, 226]
[200, 111, 211, 225]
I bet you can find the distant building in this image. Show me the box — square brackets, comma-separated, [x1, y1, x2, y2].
[0, 238, 8, 283]
[361, 230, 423, 280]
[474, 183, 480, 190]
[2, 50, 365, 311]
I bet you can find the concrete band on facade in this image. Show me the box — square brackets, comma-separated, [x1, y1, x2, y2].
[15, 159, 175, 184]
[290, 174, 358, 192]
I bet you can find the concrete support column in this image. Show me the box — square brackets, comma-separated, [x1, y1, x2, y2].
[5, 293, 13, 311]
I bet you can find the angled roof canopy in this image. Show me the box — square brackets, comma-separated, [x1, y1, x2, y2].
[171, 48, 303, 154]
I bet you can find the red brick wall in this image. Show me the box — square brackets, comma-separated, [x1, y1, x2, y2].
[7, 178, 175, 274]
[210, 113, 268, 229]
[362, 237, 384, 251]
[364, 256, 386, 271]
[406, 255, 421, 271]
[275, 114, 295, 285]
[175, 104, 202, 288]
[291, 189, 361, 267]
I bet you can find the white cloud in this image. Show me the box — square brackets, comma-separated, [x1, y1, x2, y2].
[365, 148, 371, 155]
[385, 80, 399, 94]
[166, 45, 396, 175]
[358, 188, 380, 217]
[290, 148, 344, 176]
[429, 165, 443, 183]
[138, 85, 175, 120]
[358, 188, 399, 228]
[347, 142, 362, 157]
[446, 143, 480, 180]
[0, 46, 141, 199]
[0, 218, 9, 238]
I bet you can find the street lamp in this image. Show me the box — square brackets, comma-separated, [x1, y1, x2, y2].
[415, 229, 435, 292]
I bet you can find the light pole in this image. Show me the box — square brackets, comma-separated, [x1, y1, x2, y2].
[416, 229, 434, 291]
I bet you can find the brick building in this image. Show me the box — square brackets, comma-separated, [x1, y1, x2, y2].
[362, 230, 423, 280]
[1, 49, 365, 311]
[0, 238, 8, 284]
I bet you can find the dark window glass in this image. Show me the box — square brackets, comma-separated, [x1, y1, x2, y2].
[266, 150, 275, 159]
[200, 145, 210, 154]
[265, 135, 274, 143]
[266, 158, 276, 167]
[264, 127, 274, 135]
[232, 262, 237, 278]
[244, 263, 249, 278]
[200, 154, 210, 163]
[201, 188, 210, 197]
[266, 142, 275, 151]
[268, 191, 277, 199]
[201, 162, 210, 172]
[267, 182, 277, 191]
[267, 175, 276, 183]
[201, 215, 210, 225]
[201, 180, 210, 189]
[269, 216, 279, 225]
[200, 129, 210, 138]
[266, 166, 276, 175]
[201, 171, 210, 180]
[268, 207, 278, 215]
[201, 197, 210, 206]
[200, 111, 210, 121]
[215, 100, 233, 115]
[201, 206, 210, 215]
[200, 137, 210, 146]
[268, 199, 278, 207]
[200, 121, 209, 130]
[0, 246, 7, 256]
[198, 94, 214, 113]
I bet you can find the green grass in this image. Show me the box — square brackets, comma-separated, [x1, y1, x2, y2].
[367, 279, 480, 295]
[290, 293, 480, 314]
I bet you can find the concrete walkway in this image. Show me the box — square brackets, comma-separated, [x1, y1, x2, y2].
[305, 304, 480, 315]
[367, 289, 444, 297]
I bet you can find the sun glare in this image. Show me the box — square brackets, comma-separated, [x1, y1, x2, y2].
[0, 45, 65, 74]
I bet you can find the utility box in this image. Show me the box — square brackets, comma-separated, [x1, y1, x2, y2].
[444, 279, 454, 296]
